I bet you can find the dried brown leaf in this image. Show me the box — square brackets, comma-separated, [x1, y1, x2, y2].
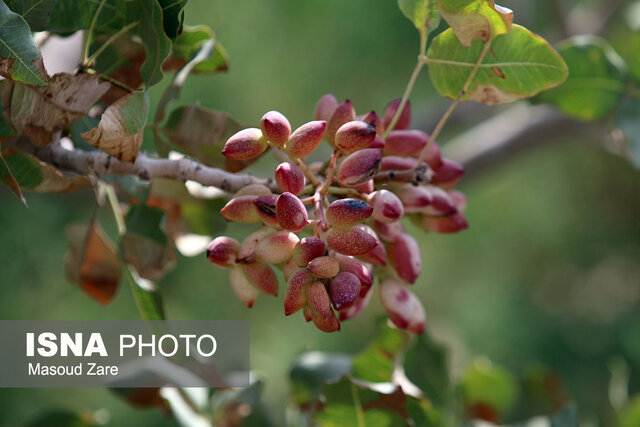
[81, 91, 149, 163]
[65, 222, 121, 305]
[9, 73, 109, 145]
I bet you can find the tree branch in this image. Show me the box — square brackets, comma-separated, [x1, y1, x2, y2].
[12, 138, 274, 194]
[443, 103, 607, 178]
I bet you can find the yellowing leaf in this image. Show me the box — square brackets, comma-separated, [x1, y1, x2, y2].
[9, 73, 109, 146]
[65, 222, 121, 305]
[81, 91, 149, 163]
[427, 25, 568, 105]
[397, 0, 440, 34]
[535, 36, 628, 121]
[437, 0, 513, 47]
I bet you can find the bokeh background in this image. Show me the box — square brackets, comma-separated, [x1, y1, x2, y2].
[1, 0, 639, 425]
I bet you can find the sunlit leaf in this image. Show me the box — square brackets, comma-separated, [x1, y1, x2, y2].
[65, 221, 122, 305]
[0, 1, 48, 86]
[461, 358, 518, 421]
[10, 73, 109, 146]
[436, 0, 513, 47]
[352, 322, 410, 383]
[427, 24, 568, 104]
[161, 104, 258, 172]
[313, 377, 411, 427]
[156, 31, 224, 125]
[536, 36, 628, 120]
[397, 0, 440, 35]
[81, 91, 149, 162]
[167, 25, 230, 74]
[620, 395, 640, 427]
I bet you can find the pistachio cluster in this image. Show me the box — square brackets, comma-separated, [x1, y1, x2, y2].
[207, 95, 468, 333]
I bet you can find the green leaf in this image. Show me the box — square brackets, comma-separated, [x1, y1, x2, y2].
[81, 91, 149, 163]
[351, 322, 410, 383]
[156, 30, 226, 125]
[397, 0, 440, 35]
[3, 152, 43, 188]
[0, 1, 47, 86]
[125, 265, 166, 320]
[26, 409, 98, 427]
[137, 0, 172, 86]
[461, 357, 518, 416]
[47, 0, 121, 32]
[536, 36, 628, 121]
[0, 151, 25, 204]
[620, 395, 640, 427]
[0, 98, 14, 136]
[427, 24, 569, 105]
[5, 0, 57, 31]
[289, 352, 351, 405]
[125, 204, 168, 244]
[613, 99, 640, 169]
[403, 328, 451, 407]
[313, 377, 411, 427]
[158, 0, 187, 39]
[161, 105, 257, 172]
[436, 0, 513, 47]
[170, 25, 230, 74]
[121, 204, 176, 281]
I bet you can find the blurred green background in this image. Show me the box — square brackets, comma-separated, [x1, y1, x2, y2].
[1, 0, 640, 425]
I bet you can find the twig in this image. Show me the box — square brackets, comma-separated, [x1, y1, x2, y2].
[12, 138, 275, 194]
[382, 28, 428, 139]
[82, 0, 108, 63]
[84, 21, 139, 67]
[417, 41, 492, 165]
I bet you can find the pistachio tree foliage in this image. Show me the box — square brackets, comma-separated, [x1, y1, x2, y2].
[2, 0, 640, 425]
